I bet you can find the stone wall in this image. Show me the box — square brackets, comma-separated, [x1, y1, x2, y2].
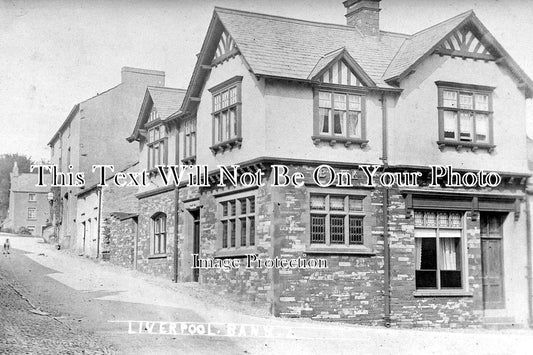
[107, 216, 136, 268]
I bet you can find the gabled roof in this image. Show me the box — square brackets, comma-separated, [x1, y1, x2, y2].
[128, 86, 185, 142]
[308, 47, 375, 86]
[177, 7, 533, 117]
[10, 173, 51, 193]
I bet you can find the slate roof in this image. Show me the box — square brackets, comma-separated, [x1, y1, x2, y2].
[216, 7, 407, 88]
[147, 87, 186, 119]
[10, 173, 51, 193]
[384, 11, 473, 80]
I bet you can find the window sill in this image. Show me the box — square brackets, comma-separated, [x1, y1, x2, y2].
[214, 247, 257, 259]
[413, 289, 473, 297]
[181, 156, 196, 165]
[437, 140, 495, 153]
[312, 136, 368, 148]
[304, 245, 375, 256]
[210, 138, 243, 155]
[148, 254, 167, 260]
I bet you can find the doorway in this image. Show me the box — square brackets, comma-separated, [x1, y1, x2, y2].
[480, 212, 505, 309]
[190, 209, 200, 282]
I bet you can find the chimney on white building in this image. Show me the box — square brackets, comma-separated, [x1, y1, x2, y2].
[121, 67, 166, 87]
[343, 0, 381, 36]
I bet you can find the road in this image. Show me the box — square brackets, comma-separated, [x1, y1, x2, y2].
[1, 234, 533, 354]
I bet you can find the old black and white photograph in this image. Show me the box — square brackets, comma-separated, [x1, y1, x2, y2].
[1, 0, 533, 353]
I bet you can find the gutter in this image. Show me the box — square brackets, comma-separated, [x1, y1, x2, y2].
[173, 184, 180, 283]
[381, 92, 391, 327]
[96, 186, 102, 259]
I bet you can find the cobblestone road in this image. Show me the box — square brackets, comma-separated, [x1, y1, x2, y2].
[0, 268, 115, 354]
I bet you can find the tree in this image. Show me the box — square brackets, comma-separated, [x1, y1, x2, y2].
[0, 154, 34, 222]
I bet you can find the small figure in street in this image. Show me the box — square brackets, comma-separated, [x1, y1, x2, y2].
[3, 238, 10, 255]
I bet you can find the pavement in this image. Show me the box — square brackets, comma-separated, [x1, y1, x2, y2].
[1, 233, 533, 354]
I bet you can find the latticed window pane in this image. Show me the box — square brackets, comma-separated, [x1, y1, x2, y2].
[459, 112, 474, 142]
[415, 211, 424, 226]
[229, 107, 237, 138]
[348, 95, 361, 111]
[249, 218, 255, 246]
[240, 218, 247, 247]
[230, 220, 236, 247]
[349, 216, 364, 244]
[222, 221, 228, 248]
[450, 213, 462, 228]
[475, 114, 489, 143]
[310, 195, 326, 210]
[239, 199, 247, 215]
[311, 215, 326, 244]
[330, 196, 344, 211]
[330, 216, 345, 244]
[319, 108, 330, 134]
[248, 197, 255, 214]
[222, 202, 228, 216]
[474, 94, 489, 111]
[347, 111, 360, 138]
[425, 212, 437, 227]
[228, 201, 235, 216]
[214, 94, 221, 111]
[443, 90, 457, 108]
[229, 87, 237, 105]
[221, 91, 229, 108]
[438, 212, 449, 227]
[459, 93, 473, 109]
[349, 197, 363, 211]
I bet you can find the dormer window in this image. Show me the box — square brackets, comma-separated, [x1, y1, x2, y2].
[147, 125, 167, 170]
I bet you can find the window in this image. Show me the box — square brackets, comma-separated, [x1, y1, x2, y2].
[147, 125, 167, 170]
[67, 147, 71, 167]
[28, 193, 36, 202]
[152, 213, 167, 255]
[209, 76, 243, 153]
[480, 213, 503, 238]
[310, 194, 365, 246]
[437, 82, 494, 150]
[182, 119, 197, 163]
[415, 211, 464, 290]
[149, 106, 159, 122]
[219, 195, 255, 248]
[27, 208, 36, 220]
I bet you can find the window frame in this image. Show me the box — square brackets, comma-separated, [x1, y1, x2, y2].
[312, 84, 368, 147]
[27, 207, 36, 221]
[436, 81, 495, 152]
[145, 124, 168, 171]
[28, 193, 36, 202]
[306, 188, 374, 255]
[151, 212, 167, 257]
[209, 76, 243, 154]
[217, 190, 256, 251]
[182, 118, 197, 165]
[414, 210, 470, 296]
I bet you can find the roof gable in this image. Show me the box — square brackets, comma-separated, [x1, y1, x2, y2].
[435, 26, 493, 60]
[128, 87, 185, 142]
[309, 47, 375, 87]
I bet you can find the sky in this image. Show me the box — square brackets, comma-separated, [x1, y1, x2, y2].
[1, 0, 532, 162]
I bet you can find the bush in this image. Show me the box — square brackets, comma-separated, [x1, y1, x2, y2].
[17, 227, 32, 235]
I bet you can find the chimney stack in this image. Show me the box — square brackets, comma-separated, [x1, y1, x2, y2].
[121, 67, 166, 87]
[343, 0, 381, 36]
[12, 161, 19, 177]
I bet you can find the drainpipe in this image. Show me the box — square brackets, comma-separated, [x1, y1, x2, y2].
[381, 92, 391, 327]
[96, 186, 102, 259]
[526, 191, 533, 328]
[174, 183, 180, 283]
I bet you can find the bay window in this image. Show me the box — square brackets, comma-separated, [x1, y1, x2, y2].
[436, 81, 494, 151]
[147, 125, 167, 170]
[209, 76, 243, 154]
[313, 89, 367, 146]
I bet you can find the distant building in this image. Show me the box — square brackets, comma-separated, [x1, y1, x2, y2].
[5, 162, 51, 236]
[48, 67, 165, 250]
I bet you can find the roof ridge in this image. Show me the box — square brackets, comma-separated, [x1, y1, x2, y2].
[147, 86, 186, 92]
[410, 9, 474, 38]
[214, 6, 363, 34]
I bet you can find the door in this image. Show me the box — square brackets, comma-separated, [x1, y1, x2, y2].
[480, 213, 505, 309]
[191, 209, 200, 282]
[81, 221, 86, 254]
